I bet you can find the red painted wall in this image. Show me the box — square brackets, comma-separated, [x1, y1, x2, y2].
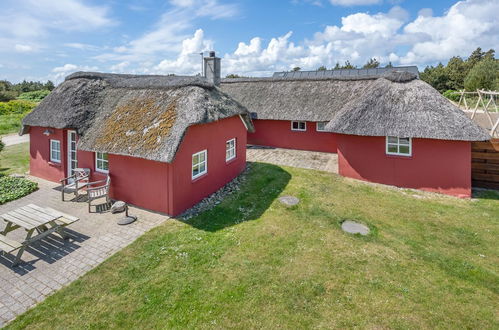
[169, 115, 247, 216]
[28, 116, 248, 216]
[248, 119, 338, 153]
[29, 127, 67, 182]
[107, 154, 170, 214]
[336, 134, 472, 198]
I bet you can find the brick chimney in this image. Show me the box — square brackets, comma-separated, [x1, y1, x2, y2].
[203, 51, 221, 86]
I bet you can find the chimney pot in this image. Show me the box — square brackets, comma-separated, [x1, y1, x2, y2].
[209, 51, 216, 57]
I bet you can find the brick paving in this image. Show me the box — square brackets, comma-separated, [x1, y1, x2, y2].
[0, 177, 168, 327]
[247, 145, 338, 173]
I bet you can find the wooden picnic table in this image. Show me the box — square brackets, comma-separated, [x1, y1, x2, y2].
[0, 204, 79, 267]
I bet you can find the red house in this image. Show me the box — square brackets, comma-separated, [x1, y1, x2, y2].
[222, 69, 489, 198]
[325, 71, 490, 197]
[22, 54, 254, 216]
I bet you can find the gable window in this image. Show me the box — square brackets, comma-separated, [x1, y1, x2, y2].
[192, 150, 207, 179]
[50, 140, 61, 163]
[291, 121, 306, 131]
[226, 138, 236, 162]
[386, 137, 412, 156]
[95, 152, 109, 173]
[316, 122, 328, 132]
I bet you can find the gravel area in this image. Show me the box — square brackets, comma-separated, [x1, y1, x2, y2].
[180, 164, 251, 219]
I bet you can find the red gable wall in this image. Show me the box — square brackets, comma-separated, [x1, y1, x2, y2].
[248, 119, 338, 153]
[336, 134, 472, 198]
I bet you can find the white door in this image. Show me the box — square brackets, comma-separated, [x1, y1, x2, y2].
[67, 130, 78, 178]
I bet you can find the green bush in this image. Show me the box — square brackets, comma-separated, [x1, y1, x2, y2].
[17, 90, 50, 102]
[0, 176, 38, 204]
[0, 100, 36, 115]
[443, 90, 460, 102]
[0, 90, 19, 102]
[464, 59, 499, 91]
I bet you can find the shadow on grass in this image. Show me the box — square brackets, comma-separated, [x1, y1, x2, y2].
[185, 162, 291, 232]
[472, 188, 499, 201]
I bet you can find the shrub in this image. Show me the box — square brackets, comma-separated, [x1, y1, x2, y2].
[17, 90, 51, 102]
[0, 100, 36, 115]
[0, 90, 19, 102]
[443, 90, 460, 102]
[0, 176, 38, 204]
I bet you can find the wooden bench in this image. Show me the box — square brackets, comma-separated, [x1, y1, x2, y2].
[0, 234, 23, 255]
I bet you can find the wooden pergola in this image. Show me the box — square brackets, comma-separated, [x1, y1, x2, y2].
[454, 89, 499, 137]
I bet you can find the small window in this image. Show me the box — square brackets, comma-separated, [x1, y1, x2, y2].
[95, 152, 109, 173]
[226, 138, 236, 162]
[386, 137, 412, 156]
[316, 122, 328, 132]
[291, 121, 306, 131]
[50, 140, 61, 163]
[192, 150, 207, 179]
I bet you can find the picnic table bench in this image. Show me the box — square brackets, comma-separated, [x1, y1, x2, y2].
[0, 204, 80, 267]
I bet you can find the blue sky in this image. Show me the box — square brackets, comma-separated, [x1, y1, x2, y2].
[0, 0, 497, 83]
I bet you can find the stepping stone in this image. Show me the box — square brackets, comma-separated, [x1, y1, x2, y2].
[341, 220, 370, 235]
[278, 195, 300, 206]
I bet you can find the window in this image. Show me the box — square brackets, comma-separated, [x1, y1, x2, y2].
[316, 122, 328, 132]
[291, 121, 306, 131]
[226, 138, 236, 162]
[386, 136, 412, 156]
[50, 140, 61, 163]
[95, 152, 109, 173]
[192, 150, 207, 179]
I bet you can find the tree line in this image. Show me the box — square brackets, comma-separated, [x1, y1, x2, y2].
[0, 80, 55, 102]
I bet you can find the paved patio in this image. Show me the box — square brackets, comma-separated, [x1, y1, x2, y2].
[247, 145, 338, 173]
[0, 177, 168, 326]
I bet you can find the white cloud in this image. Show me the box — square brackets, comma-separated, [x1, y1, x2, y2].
[0, 0, 115, 38]
[64, 43, 100, 51]
[14, 44, 34, 53]
[49, 63, 98, 84]
[400, 0, 499, 64]
[155, 29, 213, 75]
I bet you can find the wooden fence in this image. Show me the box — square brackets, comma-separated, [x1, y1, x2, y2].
[472, 139, 499, 190]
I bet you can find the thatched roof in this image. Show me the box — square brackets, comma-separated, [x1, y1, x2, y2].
[23, 72, 253, 162]
[220, 76, 373, 121]
[325, 72, 490, 141]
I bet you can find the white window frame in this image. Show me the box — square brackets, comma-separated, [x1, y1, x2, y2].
[316, 122, 328, 132]
[226, 138, 236, 162]
[386, 136, 412, 157]
[95, 152, 109, 173]
[192, 150, 208, 180]
[291, 121, 306, 131]
[50, 139, 61, 163]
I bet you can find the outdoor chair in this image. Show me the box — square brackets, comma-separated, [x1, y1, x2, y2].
[60, 168, 90, 201]
[87, 176, 111, 213]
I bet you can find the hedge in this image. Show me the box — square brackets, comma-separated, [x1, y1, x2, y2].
[0, 176, 38, 204]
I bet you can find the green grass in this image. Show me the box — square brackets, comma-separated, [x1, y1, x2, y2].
[0, 142, 29, 176]
[6, 163, 499, 329]
[0, 113, 25, 135]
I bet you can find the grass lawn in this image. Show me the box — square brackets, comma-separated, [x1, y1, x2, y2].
[0, 113, 25, 135]
[7, 163, 499, 329]
[0, 142, 29, 176]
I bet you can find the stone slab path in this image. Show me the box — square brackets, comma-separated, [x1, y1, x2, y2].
[247, 146, 338, 173]
[0, 177, 168, 326]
